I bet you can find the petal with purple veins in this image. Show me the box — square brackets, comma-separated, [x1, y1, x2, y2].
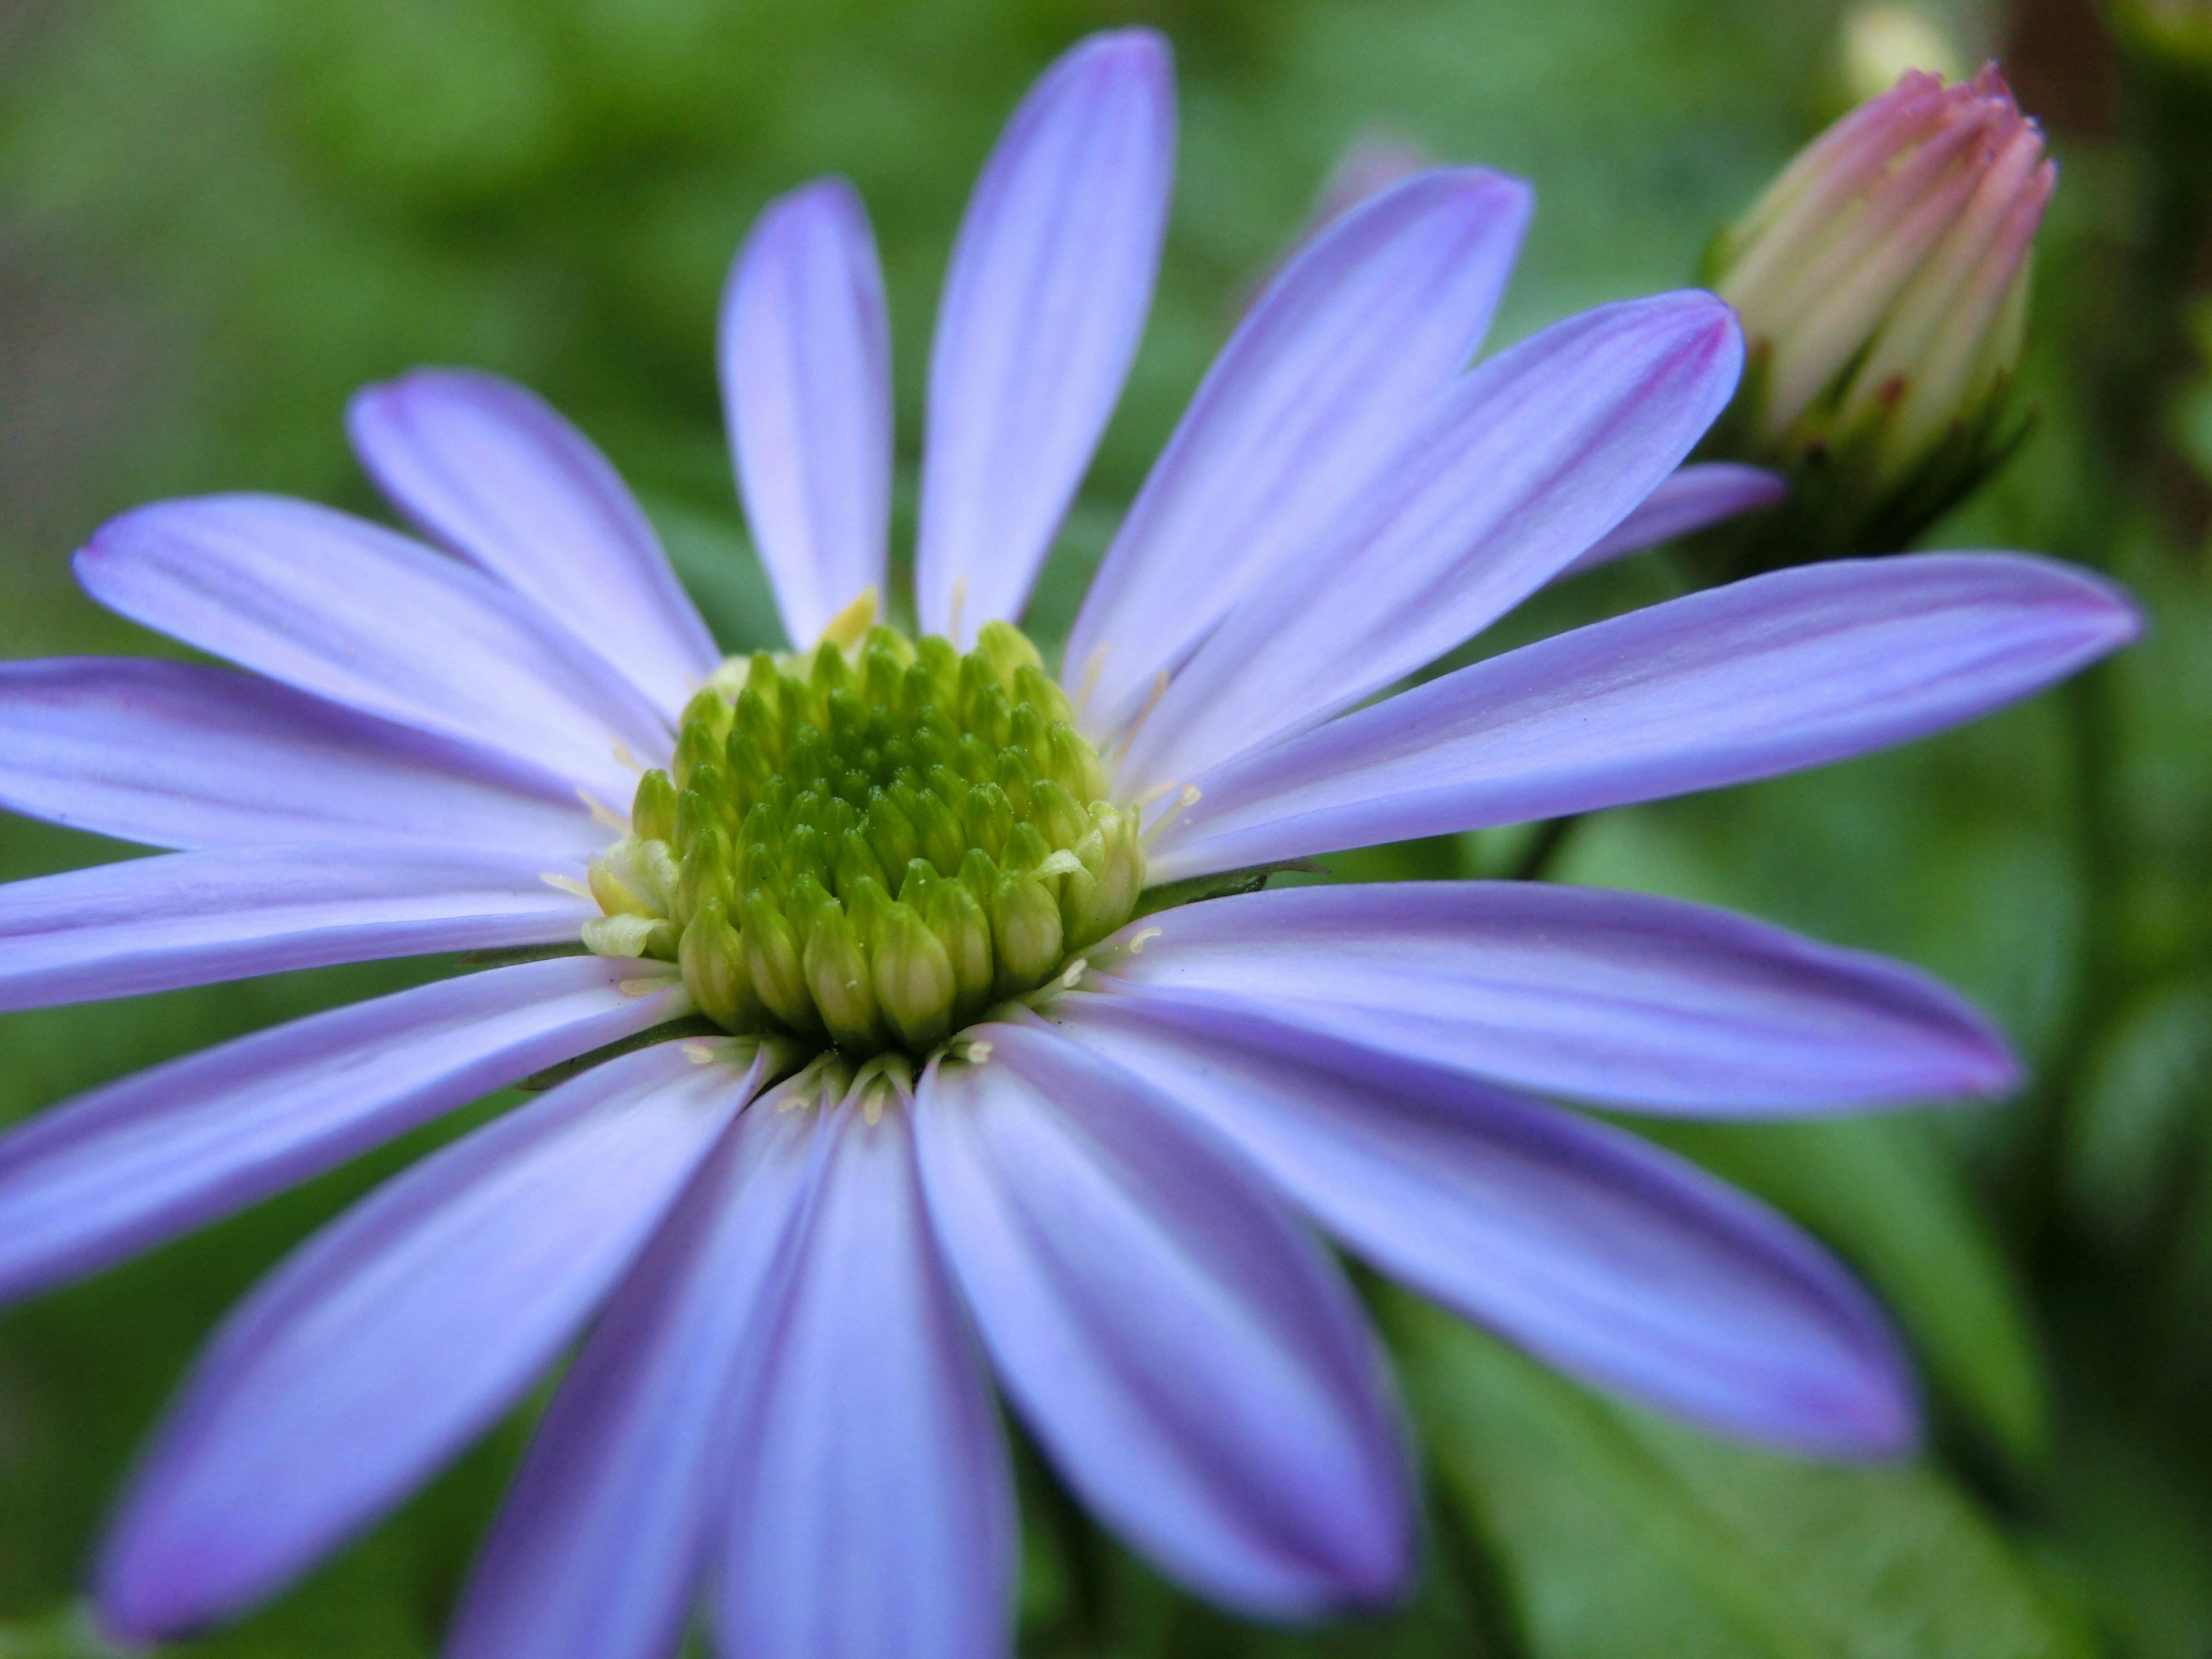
[1089, 881, 2016, 1114]
[721, 178, 894, 649]
[1120, 292, 1743, 795]
[914, 29, 1175, 645]
[1150, 552, 2141, 881]
[348, 369, 721, 716]
[1558, 461, 1786, 579]
[1065, 168, 1531, 739]
[1048, 993, 1918, 1459]
[74, 495, 671, 802]
[448, 1073, 828, 1659]
[916, 1018, 1413, 1619]
[0, 844, 592, 1012]
[0, 956, 692, 1306]
[96, 1039, 770, 1643]
[0, 658, 600, 857]
[719, 1075, 1016, 1659]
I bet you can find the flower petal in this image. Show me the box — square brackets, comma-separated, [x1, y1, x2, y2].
[1064, 168, 1531, 739]
[74, 495, 671, 802]
[348, 369, 721, 715]
[0, 844, 592, 1012]
[914, 29, 1175, 645]
[0, 657, 600, 857]
[1559, 461, 1786, 578]
[447, 1077, 825, 1659]
[1048, 993, 1916, 1459]
[916, 1018, 1412, 1618]
[720, 179, 893, 648]
[0, 956, 690, 1306]
[95, 1039, 768, 1642]
[1092, 882, 2015, 1113]
[719, 1077, 1016, 1659]
[1151, 552, 2141, 881]
[1119, 291, 1742, 796]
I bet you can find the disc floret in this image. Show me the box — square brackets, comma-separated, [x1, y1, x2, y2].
[584, 618, 1142, 1058]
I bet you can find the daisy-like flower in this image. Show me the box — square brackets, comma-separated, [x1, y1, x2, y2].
[0, 29, 2135, 1659]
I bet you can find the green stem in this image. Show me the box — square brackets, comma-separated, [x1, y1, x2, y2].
[1509, 815, 1582, 882]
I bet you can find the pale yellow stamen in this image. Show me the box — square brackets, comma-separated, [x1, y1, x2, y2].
[576, 787, 630, 834]
[816, 585, 880, 654]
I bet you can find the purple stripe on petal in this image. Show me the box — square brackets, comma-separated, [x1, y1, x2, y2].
[74, 495, 671, 802]
[1559, 462, 1786, 578]
[721, 179, 893, 648]
[0, 957, 691, 1307]
[348, 369, 721, 716]
[915, 30, 1175, 645]
[0, 658, 599, 857]
[1118, 292, 1743, 797]
[1151, 552, 2141, 881]
[721, 1076, 1016, 1659]
[448, 1077, 825, 1659]
[0, 844, 592, 1012]
[916, 1018, 1414, 1619]
[95, 1039, 768, 1642]
[1048, 993, 1917, 1459]
[1064, 168, 1531, 740]
[1089, 882, 2015, 1113]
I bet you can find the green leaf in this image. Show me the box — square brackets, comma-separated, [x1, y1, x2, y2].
[1635, 1114, 2047, 1473]
[1389, 1294, 2093, 1659]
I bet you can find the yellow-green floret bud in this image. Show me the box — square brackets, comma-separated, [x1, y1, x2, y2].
[579, 622, 1141, 1059]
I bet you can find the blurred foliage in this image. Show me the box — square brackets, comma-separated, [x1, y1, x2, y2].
[2, 0, 2211, 1655]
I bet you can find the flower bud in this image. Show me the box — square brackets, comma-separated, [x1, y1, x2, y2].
[679, 897, 764, 1032]
[1702, 66, 2054, 562]
[742, 889, 819, 1037]
[873, 900, 958, 1054]
[631, 770, 678, 844]
[991, 868, 1065, 997]
[802, 892, 886, 1053]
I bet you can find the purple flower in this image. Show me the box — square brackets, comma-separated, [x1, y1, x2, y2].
[0, 28, 2136, 1659]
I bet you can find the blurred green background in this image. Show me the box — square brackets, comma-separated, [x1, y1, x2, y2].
[2, 0, 2209, 1654]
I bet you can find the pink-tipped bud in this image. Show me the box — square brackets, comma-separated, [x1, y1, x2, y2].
[1706, 66, 2053, 541]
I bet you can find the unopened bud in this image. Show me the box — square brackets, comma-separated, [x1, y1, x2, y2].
[873, 901, 958, 1053]
[1703, 66, 2053, 562]
[802, 893, 886, 1053]
[680, 898, 764, 1031]
[991, 869, 1065, 997]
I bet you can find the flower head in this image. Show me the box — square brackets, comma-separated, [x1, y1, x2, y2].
[1702, 66, 2055, 560]
[0, 28, 2137, 1659]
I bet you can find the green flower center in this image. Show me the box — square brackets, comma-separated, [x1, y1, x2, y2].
[582, 614, 1142, 1059]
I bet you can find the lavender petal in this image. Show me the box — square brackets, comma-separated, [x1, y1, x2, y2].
[0, 843, 592, 1012]
[348, 369, 720, 717]
[721, 178, 894, 647]
[914, 30, 1175, 645]
[1050, 993, 1918, 1459]
[1089, 881, 2015, 1113]
[448, 1078, 825, 1659]
[0, 657, 599, 856]
[1119, 291, 1742, 797]
[75, 495, 671, 802]
[0, 957, 691, 1306]
[1560, 462, 1786, 578]
[1151, 552, 2141, 882]
[916, 1017, 1414, 1619]
[1065, 168, 1531, 739]
[719, 1081, 1016, 1659]
[94, 1040, 767, 1642]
